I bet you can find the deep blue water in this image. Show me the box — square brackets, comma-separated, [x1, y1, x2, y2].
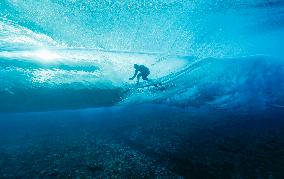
[0, 0, 284, 178]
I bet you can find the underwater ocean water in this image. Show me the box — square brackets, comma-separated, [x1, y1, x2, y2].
[0, 0, 284, 178]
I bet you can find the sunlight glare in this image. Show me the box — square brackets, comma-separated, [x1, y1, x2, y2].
[34, 49, 60, 62]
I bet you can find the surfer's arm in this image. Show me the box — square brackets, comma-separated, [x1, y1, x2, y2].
[129, 70, 138, 80]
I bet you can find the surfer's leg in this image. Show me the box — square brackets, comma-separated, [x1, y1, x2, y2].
[142, 72, 149, 81]
[137, 73, 142, 83]
[142, 76, 148, 81]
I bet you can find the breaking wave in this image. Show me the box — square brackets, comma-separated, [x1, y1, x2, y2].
[1, 0, 284, 112]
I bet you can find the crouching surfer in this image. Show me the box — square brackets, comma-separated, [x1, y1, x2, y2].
[129, 64, 162, 87]
[129, 64, 150, 83]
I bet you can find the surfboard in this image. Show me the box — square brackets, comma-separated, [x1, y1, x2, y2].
[125, 80, 164, 91]
[135, 81, 163, 89]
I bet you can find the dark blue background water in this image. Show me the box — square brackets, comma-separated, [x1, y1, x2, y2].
[1, 105, 284, 178]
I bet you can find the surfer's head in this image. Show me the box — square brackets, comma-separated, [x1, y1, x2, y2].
[134, 64, 139, 69]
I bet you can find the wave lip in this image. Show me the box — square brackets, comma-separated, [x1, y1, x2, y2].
[0, 87, 123, 112]
[0, 18, 61, 51]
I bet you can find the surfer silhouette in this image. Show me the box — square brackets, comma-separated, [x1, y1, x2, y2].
[129, 64, 150, 83]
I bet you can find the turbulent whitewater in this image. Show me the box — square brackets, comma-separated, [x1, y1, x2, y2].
[1, 0, 284, 112]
